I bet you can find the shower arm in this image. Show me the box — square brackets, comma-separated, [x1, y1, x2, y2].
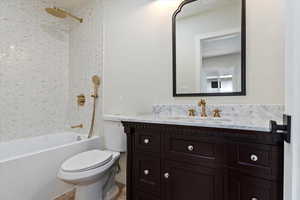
[64, 11, 83, 23]
[57, 8, 83, 23]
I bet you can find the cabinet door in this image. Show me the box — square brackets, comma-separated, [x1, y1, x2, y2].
[163, 160, 224, 200]
[228, 142, 283, 180]
[134, 153, 161, 194]
[228, 171, 282, 200]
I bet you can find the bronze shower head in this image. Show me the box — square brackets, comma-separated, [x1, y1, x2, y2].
[45, 7, 83, 23]
[45, 7, 67, 18]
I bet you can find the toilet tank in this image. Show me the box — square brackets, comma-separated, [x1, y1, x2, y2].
[103, 120, 127, 152]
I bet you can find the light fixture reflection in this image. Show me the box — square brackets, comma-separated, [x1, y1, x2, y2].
[154, 0, 182, 7]
[153, 0, 183, 9]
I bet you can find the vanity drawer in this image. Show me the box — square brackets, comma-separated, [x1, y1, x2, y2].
[228, 171, 282, 200]
[134, 153, 161, 194]
[164, 132, 224, 166]
[228, 143, 283, 180]
[134, 129, 161, 153]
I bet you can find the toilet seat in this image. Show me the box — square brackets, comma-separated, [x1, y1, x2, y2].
[61, 150, 113, 172]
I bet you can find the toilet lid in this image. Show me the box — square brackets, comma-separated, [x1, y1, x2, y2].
[61, 150, 113, 172]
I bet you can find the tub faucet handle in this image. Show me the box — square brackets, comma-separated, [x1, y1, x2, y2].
[71, 124, 83, 129]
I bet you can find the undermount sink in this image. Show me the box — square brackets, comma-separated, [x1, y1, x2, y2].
[163, 116, 231, 122]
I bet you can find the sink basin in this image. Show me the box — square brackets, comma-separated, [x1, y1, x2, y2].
[164, 116, 231, 122]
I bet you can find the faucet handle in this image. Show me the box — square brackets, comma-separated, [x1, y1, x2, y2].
[213, 109, 221, 118]
[188, 109, 196, 117]
[198, 99, 206, 106]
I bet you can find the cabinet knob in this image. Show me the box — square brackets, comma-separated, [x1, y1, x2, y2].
[144, 170, 150, 175]
[251, 197, 258, 200]
[187, 145, 194, 151]
[164, 172, 170, 179]
[250, 154, 258, 162]
[144, 138, 150, 144]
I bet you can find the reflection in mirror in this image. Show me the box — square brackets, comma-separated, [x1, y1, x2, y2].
[173, 0, 245, 96]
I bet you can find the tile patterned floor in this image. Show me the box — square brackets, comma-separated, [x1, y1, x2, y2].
[53, 185, 126, 200]
[115, 186, 126, 200]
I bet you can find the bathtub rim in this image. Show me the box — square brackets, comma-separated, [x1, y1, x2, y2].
[0, 133, 100, 164]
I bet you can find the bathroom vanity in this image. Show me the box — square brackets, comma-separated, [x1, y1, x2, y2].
[122, 120, 284, 200]
[116, 0, 286, 198]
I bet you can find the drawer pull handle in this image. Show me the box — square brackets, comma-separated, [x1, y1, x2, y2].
[187, 145, 194, 151]
[251, 197, 258, 200]
[164, 172, 170, 179]
[250, 154, 258, 162]
[144, 170, 150, 175]
[144, 138, 150, 144]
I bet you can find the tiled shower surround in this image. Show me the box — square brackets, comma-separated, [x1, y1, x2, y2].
[0, 0, 104, 142]
[0, 0, 69, 141]
[67, 0, 104, 136]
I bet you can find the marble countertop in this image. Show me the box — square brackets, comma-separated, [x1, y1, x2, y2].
[103, 114, 276, 132]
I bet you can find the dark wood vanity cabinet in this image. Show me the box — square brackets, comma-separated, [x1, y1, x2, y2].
[123, 122, 284, 200]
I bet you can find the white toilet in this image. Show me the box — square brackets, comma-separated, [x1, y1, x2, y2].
[58, 150, 121, 200]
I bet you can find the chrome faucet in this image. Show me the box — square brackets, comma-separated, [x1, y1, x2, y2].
[198, 99, 207, 117]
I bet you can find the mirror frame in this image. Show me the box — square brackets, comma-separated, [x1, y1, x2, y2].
[172, 0, 246, 97]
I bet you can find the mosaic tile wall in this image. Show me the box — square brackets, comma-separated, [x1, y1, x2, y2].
[0, 0, 69, 142]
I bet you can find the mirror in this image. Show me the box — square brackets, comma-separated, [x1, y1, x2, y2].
[173, 0, 246, 96]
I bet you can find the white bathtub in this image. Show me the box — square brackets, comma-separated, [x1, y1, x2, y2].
[0, 132, 102, 200]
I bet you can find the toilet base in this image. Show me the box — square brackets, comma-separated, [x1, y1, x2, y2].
[75, 180, 104, 200]
[104, 183, 120, 200]
[74, 180, 119, 200]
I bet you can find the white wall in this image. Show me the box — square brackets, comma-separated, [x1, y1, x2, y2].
[284, 0, 300, 199]
[67, 0, 104, 139]
[103, 0, 285, 116]
[0, 0, 69, 142]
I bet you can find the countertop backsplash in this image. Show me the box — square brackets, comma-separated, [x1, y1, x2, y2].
[152, 104, 284, 122]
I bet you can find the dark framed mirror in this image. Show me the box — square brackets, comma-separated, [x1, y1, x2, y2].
[172, 0, 246, 97]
